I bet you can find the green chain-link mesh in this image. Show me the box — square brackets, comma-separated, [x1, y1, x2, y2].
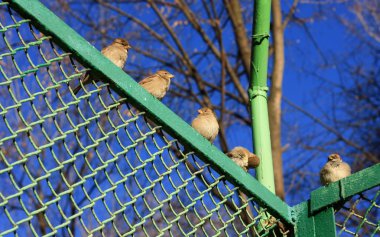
[335, 187, 380, 236]
[0, 2, 289, 236]
[2, 1, 379, 236]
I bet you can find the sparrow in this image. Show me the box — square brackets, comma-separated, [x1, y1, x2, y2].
[73, 38, 131, 94]
[191, 107, 219, 143]
[226, 146, 260, 171]
[139, 70, 174, 99]
[320, 153, 351, 185]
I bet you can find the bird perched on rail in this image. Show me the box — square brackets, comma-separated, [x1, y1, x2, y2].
[139, 70, 174, 99]
[191, 107, 219, 143]
[73, 38, 131, 94]
[226, 146, 260, 171]
[320, 153, 351, 186]
[125, 70, 173, 119]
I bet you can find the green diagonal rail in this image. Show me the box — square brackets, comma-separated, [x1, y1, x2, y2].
[6, 0, 292, 224]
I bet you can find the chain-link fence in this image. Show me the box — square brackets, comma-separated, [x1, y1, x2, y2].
[1, 0, 379, 236]
[0, 1, 291, 236]
[335, 186, 380, 236]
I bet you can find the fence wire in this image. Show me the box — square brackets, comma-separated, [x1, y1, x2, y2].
[0, 2, 290, 236]
[335, 186, 380, 237]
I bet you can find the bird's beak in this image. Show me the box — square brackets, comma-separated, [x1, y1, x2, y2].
[197, 109, 203, 114]
[169, 74, 174, 79]
[127, 45, 132, 49]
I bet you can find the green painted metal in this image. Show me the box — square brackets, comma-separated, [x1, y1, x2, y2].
[7, 0, 291, 224]
[293, 202, 336, 237]
[310, 163, 380, 213]
[293, 202, 315, 236]
[314, 207, 336, 237]
[249, 0, 275, 193]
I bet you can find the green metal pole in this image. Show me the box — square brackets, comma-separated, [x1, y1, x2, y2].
[249, 0, 275, 193]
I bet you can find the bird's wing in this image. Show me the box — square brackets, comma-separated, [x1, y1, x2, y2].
[319, 164, 330, 179]
[341, 162, 352, 173]
[102, 46, 120, 59]
[101, 45, 127, 68]
[101, 44, 114, 55]
[319, 168, 328, 184]
[139, 74, 158, 85]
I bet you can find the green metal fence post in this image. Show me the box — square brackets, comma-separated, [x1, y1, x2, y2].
[249, 0, 275, 193]
[293, 202, 337, 237]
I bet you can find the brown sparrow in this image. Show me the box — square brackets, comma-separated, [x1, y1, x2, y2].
[191, 107, 219, 143]
[139, 70, 174, 99]
[226, 146, 260, 171]
[320, 153, 351, 185]
[74, 38, 131, 94]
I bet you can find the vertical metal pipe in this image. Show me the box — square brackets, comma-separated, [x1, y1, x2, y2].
[249, 0, 275, 193]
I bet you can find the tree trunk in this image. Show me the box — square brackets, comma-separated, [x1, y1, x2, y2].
[269, 0, 285, 200]
[223, 0, 251, 76]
